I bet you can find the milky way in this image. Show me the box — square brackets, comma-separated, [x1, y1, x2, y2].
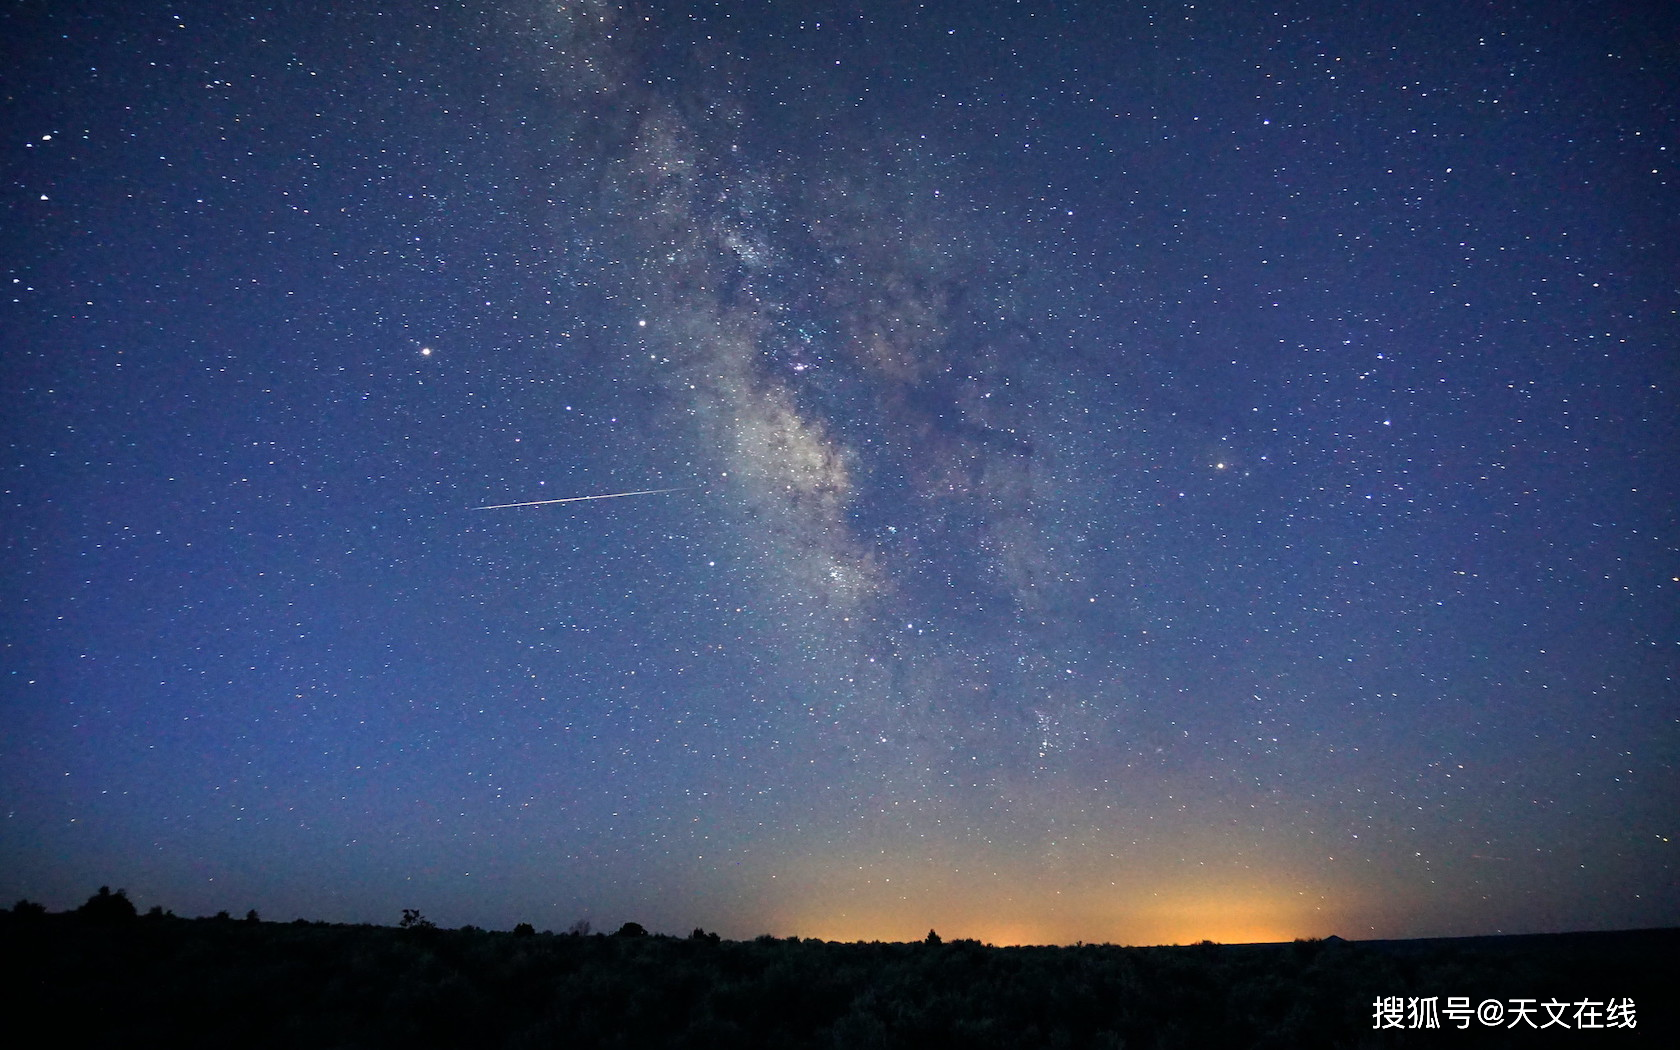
[520, 1, 1143, 816]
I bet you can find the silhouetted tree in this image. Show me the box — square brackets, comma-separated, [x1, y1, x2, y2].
[399, 908, 436, 930]
[513, 922, 536, 937]
[566, 919, 592, 937]
[245, 909, 260, 924]
[10, 899, 46, 918]
[613, 921, 648, 938]
[77, 886, 136, 923]
[925, 929, 942, 946]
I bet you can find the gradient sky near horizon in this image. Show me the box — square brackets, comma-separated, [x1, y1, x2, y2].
[4, 0, 1676, 945]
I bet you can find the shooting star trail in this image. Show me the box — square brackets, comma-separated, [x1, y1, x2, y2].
[473, 486, 683, 511]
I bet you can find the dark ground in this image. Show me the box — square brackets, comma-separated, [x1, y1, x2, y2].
[3, 896, 1672, 1048]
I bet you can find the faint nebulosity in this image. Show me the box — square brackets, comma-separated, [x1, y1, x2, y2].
[3, 0, 1675, 944]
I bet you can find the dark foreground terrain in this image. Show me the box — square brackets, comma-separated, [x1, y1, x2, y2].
[3, 895, 1672, 1048]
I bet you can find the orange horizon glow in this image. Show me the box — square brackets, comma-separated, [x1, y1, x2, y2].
[754, 867, 1358, 947]
[677, 822, 1389, 949]
[774, 906, 1340, 948]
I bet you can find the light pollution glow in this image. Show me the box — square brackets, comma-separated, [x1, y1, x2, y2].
[771, 878, 1355, 947]
[705, 842, 1367, 946]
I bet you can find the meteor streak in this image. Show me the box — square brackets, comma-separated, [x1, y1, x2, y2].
[473, 487, 682, 510]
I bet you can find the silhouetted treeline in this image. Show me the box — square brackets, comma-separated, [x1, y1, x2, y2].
[2, 893, 1673, 1048]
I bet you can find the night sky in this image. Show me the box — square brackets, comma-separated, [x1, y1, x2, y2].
[4, 0, 1676, 945]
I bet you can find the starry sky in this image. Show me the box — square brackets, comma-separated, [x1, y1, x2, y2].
[4, 0, 1676, 945]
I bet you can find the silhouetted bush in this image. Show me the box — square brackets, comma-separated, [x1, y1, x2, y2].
[613, 921, 648, 938]
[75, 886, 136, 924]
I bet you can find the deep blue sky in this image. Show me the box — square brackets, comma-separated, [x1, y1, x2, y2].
[4, 0, 1675, 943]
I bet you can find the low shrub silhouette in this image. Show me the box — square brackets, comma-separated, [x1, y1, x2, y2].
[75, 886, 136, 924]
